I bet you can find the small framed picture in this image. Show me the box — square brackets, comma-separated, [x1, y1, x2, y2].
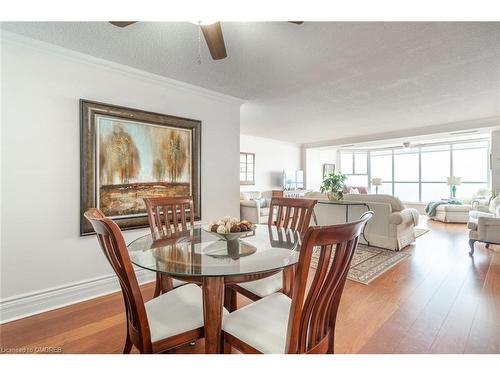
[323, 163, 335, 177]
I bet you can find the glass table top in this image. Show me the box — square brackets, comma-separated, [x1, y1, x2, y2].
[127, 224, 301, 277]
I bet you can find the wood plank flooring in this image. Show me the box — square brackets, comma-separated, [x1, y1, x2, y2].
[1, 217, 499, 354]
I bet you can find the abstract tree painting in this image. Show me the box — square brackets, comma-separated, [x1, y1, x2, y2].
[97, 117, 192, 217]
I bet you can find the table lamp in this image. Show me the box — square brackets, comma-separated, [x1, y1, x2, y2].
[371, 178, 382, 194]
[447, 176, 461, 199]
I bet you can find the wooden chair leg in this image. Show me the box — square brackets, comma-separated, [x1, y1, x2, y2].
[123, 334, 133, 354]
[153, 274, 162, 298]
[154, 273, 174, 298]
[221, 332, 231, 354]
[224, 286, 238, 312]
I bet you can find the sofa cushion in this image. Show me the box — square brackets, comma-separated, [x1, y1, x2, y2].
[240, 200, 258, 208]
[488, 196, 500, 214]
[253, 198, 266, 208]
[241, 191, 262, 201]
[344, 194, 405, 212]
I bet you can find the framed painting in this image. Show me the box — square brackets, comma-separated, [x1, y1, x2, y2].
[323, 163, 335, 177]
[80, 100, 201, 235]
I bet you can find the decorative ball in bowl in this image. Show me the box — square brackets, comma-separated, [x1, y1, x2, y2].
[203, 216, 256, 241]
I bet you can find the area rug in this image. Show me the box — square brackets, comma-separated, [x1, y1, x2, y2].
[311, 245, 411, 285]
[310, 227, 429, 284]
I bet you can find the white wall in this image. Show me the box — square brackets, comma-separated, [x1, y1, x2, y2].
[491, 130, 500, 192]
[305, 148, 337, 191]
[240, 134, 302, 192]
[0, 33, 242, 322]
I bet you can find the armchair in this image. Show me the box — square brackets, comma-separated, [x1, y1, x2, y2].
[240, 191, 273, 223]
[468, 196, 500, 255]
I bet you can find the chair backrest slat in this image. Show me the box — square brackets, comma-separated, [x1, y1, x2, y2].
[285, 211, 373, 354]
[268, 197, 317, 235]
[144, 196, 194, 237]
[84, 208, 152, 352]
[180, 205, 187, 230]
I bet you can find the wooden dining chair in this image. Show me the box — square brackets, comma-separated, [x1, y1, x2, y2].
[225, 197, 318, 310]
[143, 196, 194, 297]
[84, 208, 206, 354]
[222, 211, 373, 354]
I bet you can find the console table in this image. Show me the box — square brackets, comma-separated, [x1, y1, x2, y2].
[312, 200, 371, 246]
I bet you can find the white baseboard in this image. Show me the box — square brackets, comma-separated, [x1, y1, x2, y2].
[0, 269, 156, 324]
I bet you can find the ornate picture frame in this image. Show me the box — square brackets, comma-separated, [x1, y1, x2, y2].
[80, 100, 201, 235]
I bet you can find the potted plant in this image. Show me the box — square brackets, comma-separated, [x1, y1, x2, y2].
[320, 172, 347, 200]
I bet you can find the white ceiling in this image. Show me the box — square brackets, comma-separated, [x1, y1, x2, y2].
[2, 22, 500, 144]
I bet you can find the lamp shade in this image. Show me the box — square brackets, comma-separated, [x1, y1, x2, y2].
[371, 178, 383, 186]
[447, 176, 461, 186]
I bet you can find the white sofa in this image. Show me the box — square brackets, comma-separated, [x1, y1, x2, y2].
[240, 191, 273, 224]
[306, 193, 419, 251]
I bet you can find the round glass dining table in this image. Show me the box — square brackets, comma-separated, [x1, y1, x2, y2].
[127, 224, 301, 353]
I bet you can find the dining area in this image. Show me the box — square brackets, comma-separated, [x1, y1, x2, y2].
[84, 195, 372, 354]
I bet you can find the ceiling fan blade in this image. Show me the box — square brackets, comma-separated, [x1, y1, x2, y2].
[200, 22, 227, 60]
[109, 21, 137, 28]
[289, 21, 304, 25]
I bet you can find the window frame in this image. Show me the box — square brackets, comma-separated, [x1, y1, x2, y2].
[338, 139, 490, 203]
[240, 152, 255, 186]
[340, 151, 369, 187]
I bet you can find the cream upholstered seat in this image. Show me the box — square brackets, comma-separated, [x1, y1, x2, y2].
[236, 272, 283, 298]
[172, 279, 187, 288]
[223, 293, 291, 354]
[145, 283, 206, 342]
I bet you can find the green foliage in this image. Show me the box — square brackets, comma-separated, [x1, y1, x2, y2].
[320, 172, 347, 200]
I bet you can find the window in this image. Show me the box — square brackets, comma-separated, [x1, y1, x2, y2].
[394, 151, 419, 181]
[421, 145, 450, 182]
[240, 152, 255, 185]
[340, 153, 353, 174]
[370, 150, 393, 194]
[337, 139, 490, 203]
[340, 151, 369, 188]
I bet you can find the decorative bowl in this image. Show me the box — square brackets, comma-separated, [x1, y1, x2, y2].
[203, 225, 256, 242]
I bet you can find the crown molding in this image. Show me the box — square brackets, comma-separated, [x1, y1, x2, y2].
[302, 116, 500, 149]
[0, 30, 246, 107]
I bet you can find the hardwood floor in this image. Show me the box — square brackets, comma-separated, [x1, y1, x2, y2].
[1, 217, 499, 354]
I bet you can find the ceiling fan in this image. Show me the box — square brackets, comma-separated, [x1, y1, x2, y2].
[109, 21, 303, 61]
